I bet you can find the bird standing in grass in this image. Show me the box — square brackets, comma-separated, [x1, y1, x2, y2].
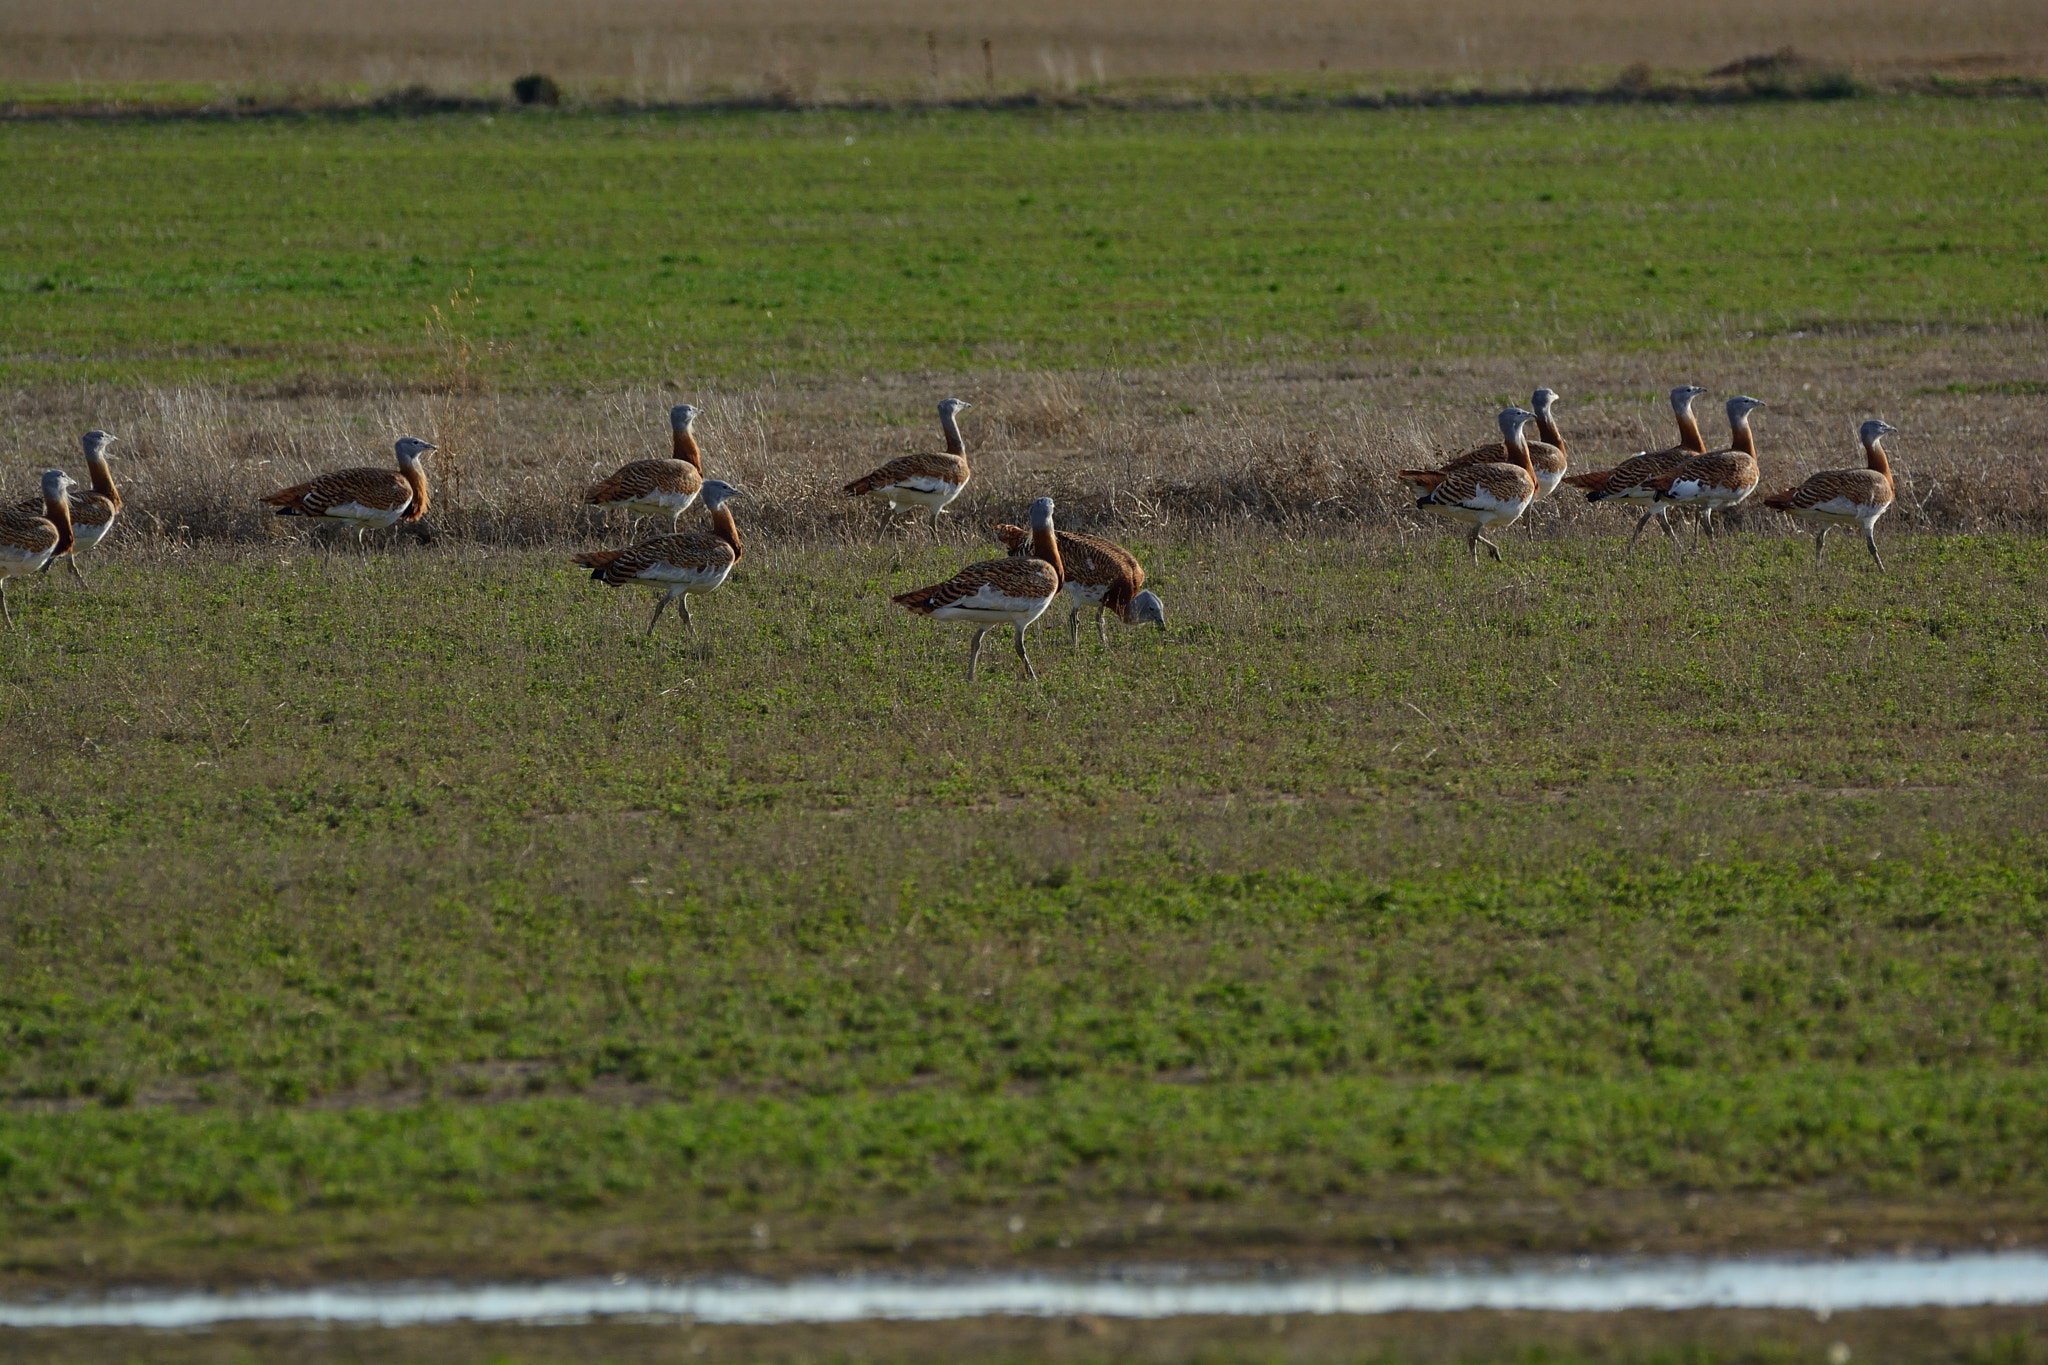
[1651, 396, 1766, 546]
[574, 480, 744, 637]
[991, 522, 1164, 645]
[14, 431, 119, 587]
[0, 470, 76, 628]
[1400, 407, 1540, 564]
[1763, 419, 1899, 570]
[260, 437, 435, 550]
[1438, 387, 1569, 498]
[895, 496, 1064, 681]
[844, 398, 972, 531]
[1564, 384, 1709, 553]
[584, 403, 707, 532]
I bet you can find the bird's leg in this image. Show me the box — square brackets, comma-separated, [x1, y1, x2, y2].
[646, 592, 673, 636]
[1466, 525, 1483, 566]
[1814, 527, 1829, 567]
[677, 593, 697, 636]
[1013, 622, 1039, 681]
[1624, 509, 1656, 555]
[66, 555, 89, 589]
[1865, 525, 1886, 572]
[966, 626, 990, 681]
[1477, 532, 1504, 563]
[1096, 607, 1109, 647]
[1067, 604, 1081, 648]
[1, 580, 12, 630]
[1701, 509, 1716, 541]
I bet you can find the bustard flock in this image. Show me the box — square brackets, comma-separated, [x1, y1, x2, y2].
[6, 392, 1910, 679]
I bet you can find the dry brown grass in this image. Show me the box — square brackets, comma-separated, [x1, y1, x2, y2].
[3, 0, 2044, 96]
[2, 333, 2042, 553]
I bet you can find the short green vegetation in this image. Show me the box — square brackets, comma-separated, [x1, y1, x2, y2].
[2, 98, 2043, 385]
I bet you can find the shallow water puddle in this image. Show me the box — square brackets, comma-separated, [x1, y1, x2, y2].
[4, 1253, 2044, 1330]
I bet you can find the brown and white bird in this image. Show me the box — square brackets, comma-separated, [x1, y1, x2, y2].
[260, 436, 435, 548]
[1400, 407, 1540, 564]
[14, 431, 119, 587]
[1763, 419, 1899, 570]
[991, 523, 1165, 645]
[574, 479, 744, 636]
[1650, 396, 1766, 543]
[584, 403, 706, 532]
[0, 470, 76, 628]
[895, 495, 1064, 680]
[1564, 384, 1709, 552]
[844, 398, 971, 529]
[1437, 387, 1569, 498]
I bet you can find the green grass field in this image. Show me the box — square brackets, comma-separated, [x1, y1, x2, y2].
[3, 96, 2048, 1297]
[2, 97, 2044, 386]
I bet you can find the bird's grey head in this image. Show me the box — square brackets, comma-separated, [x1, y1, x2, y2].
[1727, 395, 1766, 422]
[40, 468, 74, 500]
[1531, 388, 1560, 416]
[1670, 384, 1707, 411]
[394, 437, 437, 464]
[1860, 418, 1898, 446]
[670, 404, 700, 431]
[1497, 406, 1537, 439]
[1027, 495, 1055, 531]
[81, 430, 117, 459]
[701, 479, 743, 510]
[938, 398, 970, 418]
[1130, 589, 1166, 629]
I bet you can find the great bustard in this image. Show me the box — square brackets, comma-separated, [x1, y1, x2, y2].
[1436, 387, 1569, 498]
[844, 398, 972, 531]
[1563, 384, 1709, 553]
[13, 431, 119, 587]
[584, 403, 707, 532]
[991, 523, 1165, 644]
[260, 437, 435, 549]
[1763, 419, 1899, 570]
[1400, 407, 1540, 564]
[0, 470, 76, 628]
[573, 479, 744, 636]
[1650, 396, 1766, 545]
[894, 496, 1064, 680]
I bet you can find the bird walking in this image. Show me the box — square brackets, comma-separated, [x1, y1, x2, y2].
[894, 496, 1064, 680]
[1650, 396, 1766, 547]
[843, 398, 972, 532]
[1437, 387, 1569, 498]
[991, 523, 1165, 645]
[584, 403, 707, 533]
[1763, 419, 1899, 570]
[1400, 407, 1540, 564]
[1563, 384, 1709, 553]
[260, 437, 435, 551]
[573, 480, 744, 637]
[0, 470, 76, 628]
[14, 431, 119, 587]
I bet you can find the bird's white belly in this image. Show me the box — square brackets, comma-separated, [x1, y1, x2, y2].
[1433, 488, 1528, 525]
[641, 562, 732, 591]
[621, 489, 699, 517]
[0, 544, 53, 578]
[1062, 581, 1111, 606]
[323, 502, 406, 529]
[1668, 480, 1751, 509]
[883, 479, 964, 512]
[1534, 470, 1564, 499]
[930, 586, 1054, 626]
[70, 518, 116, 552]
[1802, 495, 1889, 524]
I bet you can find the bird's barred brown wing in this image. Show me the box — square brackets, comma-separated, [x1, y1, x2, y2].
[1782, 469, 1893, 511]
[261, 467, 412, 516]
[585, 458, 701, 505]
[1428, 462, 1533, 506]
[1056, 531, 1144, 607]
[1659, 452, 1757, 494]
[0, 506, 58, 554]
[1442, 439, 1563, 475]
[66, 492, 116, 530]
[893, 556, 1058, 613]
[844, 452, 969, 496]
[575, 531, 734, 584]
[1570, 447, 1688, 496]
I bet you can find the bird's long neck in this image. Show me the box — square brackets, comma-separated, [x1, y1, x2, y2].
[1503, 427, 1535, 475]
[43, 491, 73, 555]
[399, 458, 430, 518]
[1729, 414, 1757, 459]
[1030, 523, 1063, 583]
[1864, 437, 1893, 481]
[940, 410, 965, 457]
[1676, 407, 1705, 453]
[86, 452, 120, 507]
[673, 427, 704, 472]
[1535, 411, 1565, 455]
[712, 506, 742, 561]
